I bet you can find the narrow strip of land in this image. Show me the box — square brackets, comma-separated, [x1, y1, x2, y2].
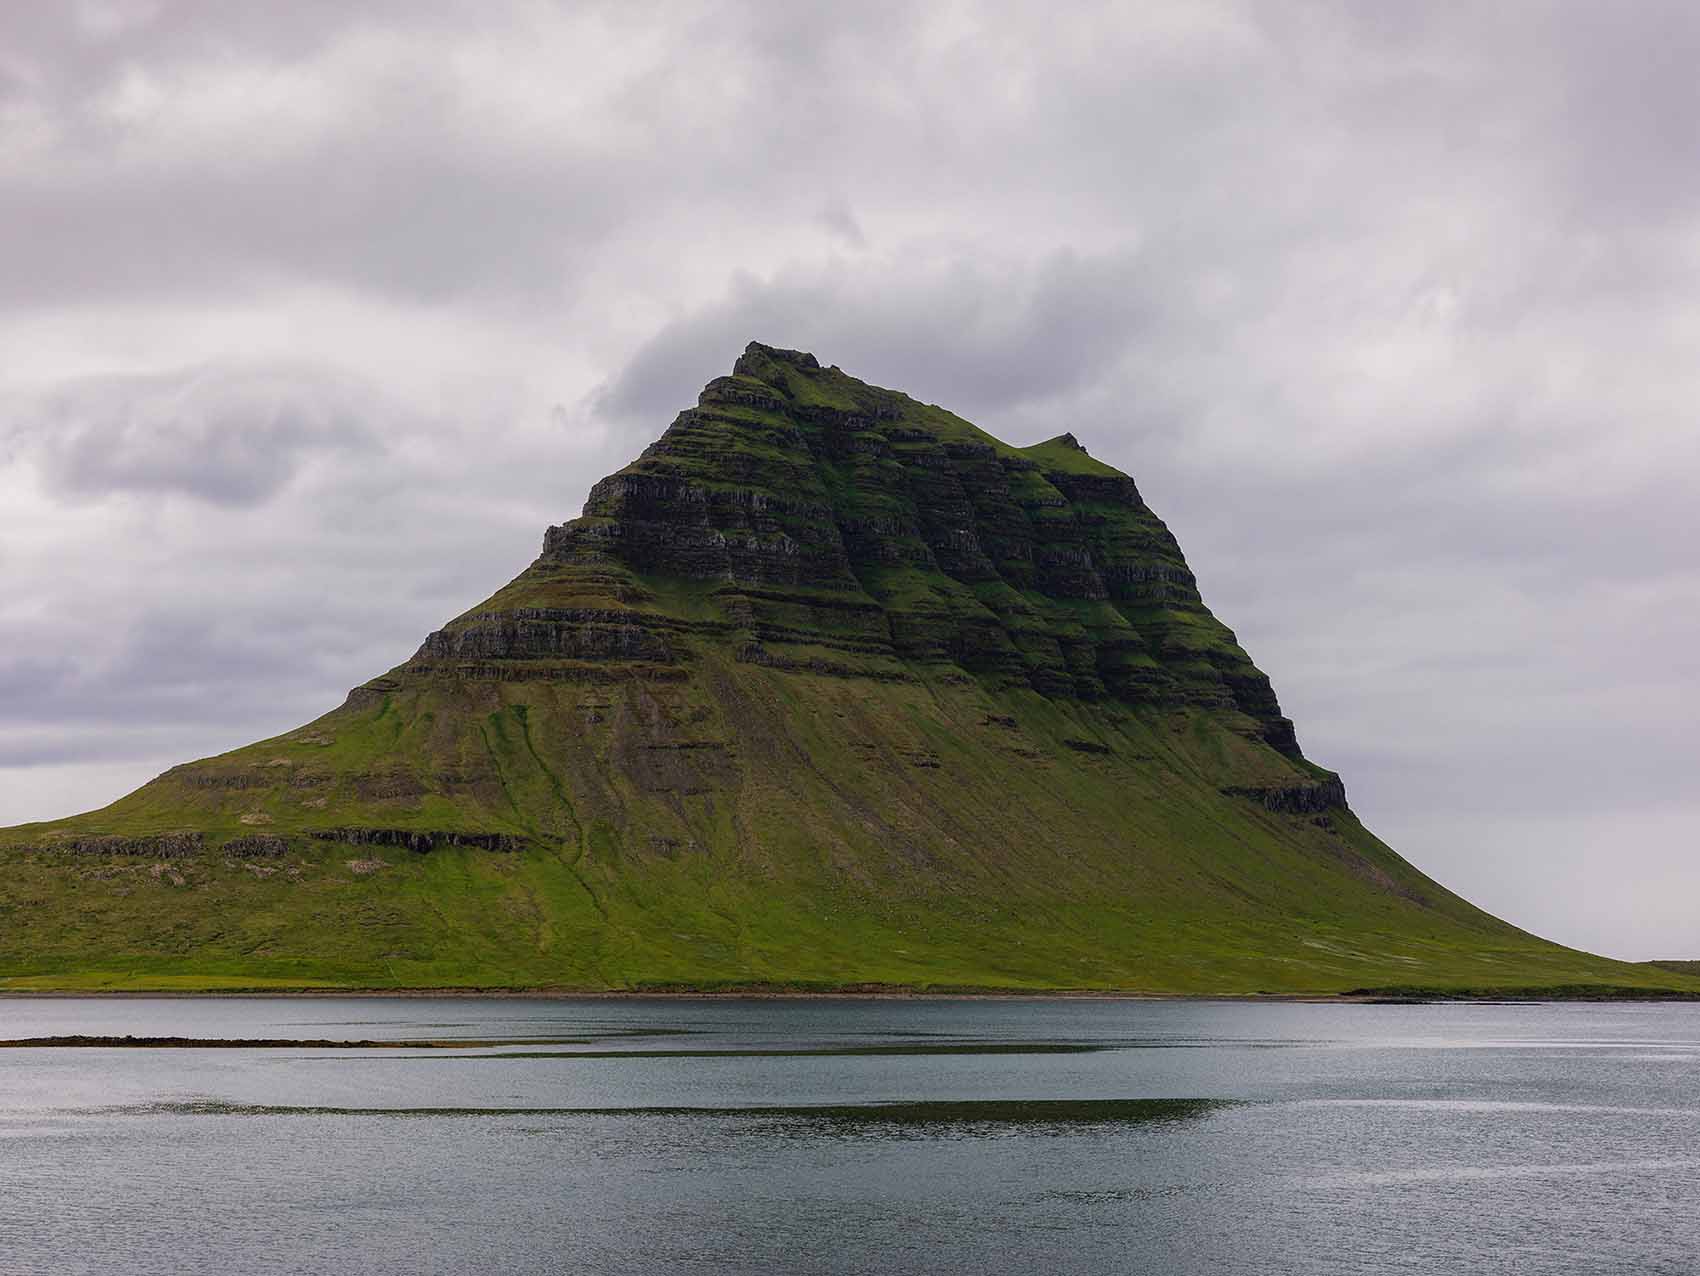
[113, 1098, 1235, 1124]
[0, 1035, 1106, 1056]
[0, 1034, 587, 1049]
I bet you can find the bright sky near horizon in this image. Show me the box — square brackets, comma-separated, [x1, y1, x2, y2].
[2, 1, 1696, 960]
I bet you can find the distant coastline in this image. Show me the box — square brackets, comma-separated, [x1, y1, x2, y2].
[3, 983, 1697, 1002]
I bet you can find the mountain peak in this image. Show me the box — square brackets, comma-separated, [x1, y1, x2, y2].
[735, 340, 821, 376]
[478, 345, 1300, 753]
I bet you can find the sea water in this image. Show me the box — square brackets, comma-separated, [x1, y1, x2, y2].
[2, 996, 1697, 1274]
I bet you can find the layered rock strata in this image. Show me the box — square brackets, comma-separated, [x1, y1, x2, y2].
[410, 343, 1307, 762]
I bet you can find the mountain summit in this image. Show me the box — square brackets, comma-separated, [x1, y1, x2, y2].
[0, 343, 1679, 993]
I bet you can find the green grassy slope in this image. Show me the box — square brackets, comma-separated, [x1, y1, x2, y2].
[0, 344, 1682, 996]
[1645, 961, 1700, 979]
[1, 663, 1679, 994]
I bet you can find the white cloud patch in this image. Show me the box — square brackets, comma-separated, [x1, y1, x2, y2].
[10, 365, 381, 505]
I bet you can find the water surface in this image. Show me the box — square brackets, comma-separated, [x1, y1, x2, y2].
[3, 997, 1697, 1274]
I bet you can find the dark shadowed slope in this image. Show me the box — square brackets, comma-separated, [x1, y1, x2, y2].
[1, 343, 1684, 995]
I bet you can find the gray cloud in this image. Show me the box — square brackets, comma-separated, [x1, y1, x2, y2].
[1, 1, 1696, 960]
[10, 365, 381, 505]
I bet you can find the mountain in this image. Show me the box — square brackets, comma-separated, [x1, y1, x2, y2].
[0, 343, 1685, 994]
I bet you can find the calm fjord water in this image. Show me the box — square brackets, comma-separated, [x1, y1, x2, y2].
[3, 998, 1698, 1274]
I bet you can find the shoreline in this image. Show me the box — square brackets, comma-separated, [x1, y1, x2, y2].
[0, 986, 1695, 1003]
[0, 987, 1330, 1002]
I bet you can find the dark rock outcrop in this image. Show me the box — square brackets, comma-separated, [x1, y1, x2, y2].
[1222, 774, 1348, 814]
[306, 828, 525, 854]
[223, 834, 289, 857]
[21, 832, 205, 857]
[403, 342, 1307, 762]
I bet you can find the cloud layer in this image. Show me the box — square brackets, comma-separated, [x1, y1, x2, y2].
[2, 1, 1696, 959]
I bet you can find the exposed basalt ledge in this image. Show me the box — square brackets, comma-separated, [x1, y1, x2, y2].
[306, 828, 526, 853]
[734, 642, 914, 681]
[418, 608, 679, 663]
[23, 832, 205, 857]
[165, 766, 276, 791]
[1221, 775, 1347, 814]
[224, 834, 289, 857]
[1062, 738, 1113, 755]
[404, 659, 690, 684]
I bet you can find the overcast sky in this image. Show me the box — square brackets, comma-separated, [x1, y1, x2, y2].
[3, 1, 1696, 960]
